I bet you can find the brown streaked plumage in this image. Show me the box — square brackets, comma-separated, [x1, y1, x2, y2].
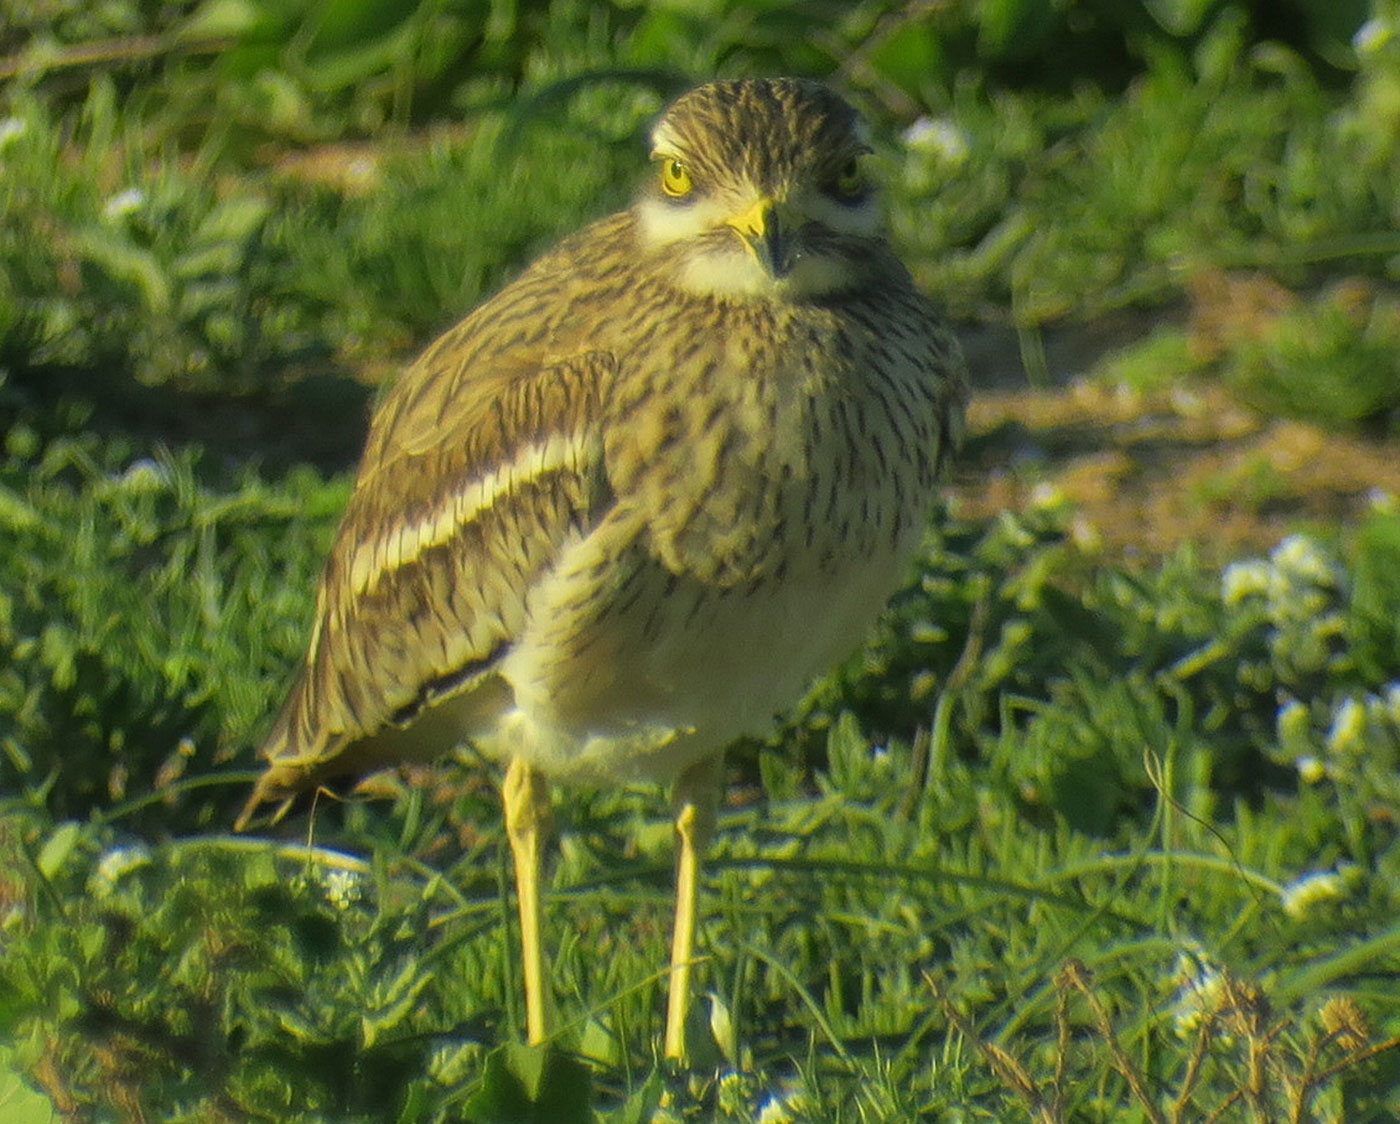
[236, 76, 968, 1061]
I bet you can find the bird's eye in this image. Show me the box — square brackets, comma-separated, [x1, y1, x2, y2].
[660, 158, 694, 198]
[833, 156, 866, 200]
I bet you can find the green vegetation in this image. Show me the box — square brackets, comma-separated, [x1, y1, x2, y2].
[2, 1, 1399, 1121]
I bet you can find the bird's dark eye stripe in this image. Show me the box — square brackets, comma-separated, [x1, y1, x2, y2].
[827, 158, 869, 202]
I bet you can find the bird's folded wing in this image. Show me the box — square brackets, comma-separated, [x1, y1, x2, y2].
[235, 349, 617, 827]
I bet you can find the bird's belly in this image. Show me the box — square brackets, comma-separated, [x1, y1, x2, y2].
[489, 523, 922, 785]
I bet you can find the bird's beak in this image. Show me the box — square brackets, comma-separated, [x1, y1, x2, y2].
[728, 198, 801, 278]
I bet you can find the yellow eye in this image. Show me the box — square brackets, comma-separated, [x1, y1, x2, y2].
[833, 156, 865, 199]
[660, 158, 693, 198]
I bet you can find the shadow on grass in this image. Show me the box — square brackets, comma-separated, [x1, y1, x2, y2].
[5, 359, 375, 477]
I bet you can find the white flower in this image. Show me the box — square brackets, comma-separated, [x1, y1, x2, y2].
[1221, 559, 1271, 604]
[1280, 870, 1347, 919]
[1029, 481, 1067, 510]
[1296, 756, 1326, 784]
[89, 845, 154, 898]
[1368, 488, 1398, 514]
[1070, 514, 1102, 553]
[903, 116, 970, 163]
[103, 188, 147, 220]
[0, 117, 27, 151]
[1325, 697, 1367, 755]
[116, 457, 172, 492]
[756, 1081, 809, 1124]
[1270, 534, 1337, 590]
[1354, 17, 1393, 54]
[908, 620, 945, 644]
[1171, 954, 1226, 1037]
[322, 868, 363, 910]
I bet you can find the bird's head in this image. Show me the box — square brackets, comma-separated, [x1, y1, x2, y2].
[636, 78, 885, 301]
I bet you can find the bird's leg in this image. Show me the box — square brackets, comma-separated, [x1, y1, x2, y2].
[664, 754, 723, 1063]
[503, 756, 552, 1045]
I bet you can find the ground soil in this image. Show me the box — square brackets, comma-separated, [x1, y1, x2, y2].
[266, 143, 1400, 568]
[949, 322, 1400, 567]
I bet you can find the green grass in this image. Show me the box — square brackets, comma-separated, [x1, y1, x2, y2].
[3, 0, 1400, 1120]
[0, 1046, 57, 1124]
[4, 504, 1399, 1120]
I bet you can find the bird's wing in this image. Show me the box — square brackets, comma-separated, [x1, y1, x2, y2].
[235, 344, 617, 828]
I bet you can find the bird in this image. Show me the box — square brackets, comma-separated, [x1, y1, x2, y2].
[235, 76, 968, 1062]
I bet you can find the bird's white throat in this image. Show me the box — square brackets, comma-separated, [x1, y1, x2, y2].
[635, 194, 880, 300]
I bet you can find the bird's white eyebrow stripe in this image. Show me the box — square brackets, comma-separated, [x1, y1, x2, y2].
[349, 430, 592, 595]
[649, 118, 682, 157]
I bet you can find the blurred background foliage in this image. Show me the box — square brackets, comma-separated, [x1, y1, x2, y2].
[4, 1, 1400, 1121]
[2, 0, 1400, 423]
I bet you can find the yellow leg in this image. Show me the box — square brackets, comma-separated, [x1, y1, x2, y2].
[664, 755, 722, 1063]
[503, 757, 551, 1045]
